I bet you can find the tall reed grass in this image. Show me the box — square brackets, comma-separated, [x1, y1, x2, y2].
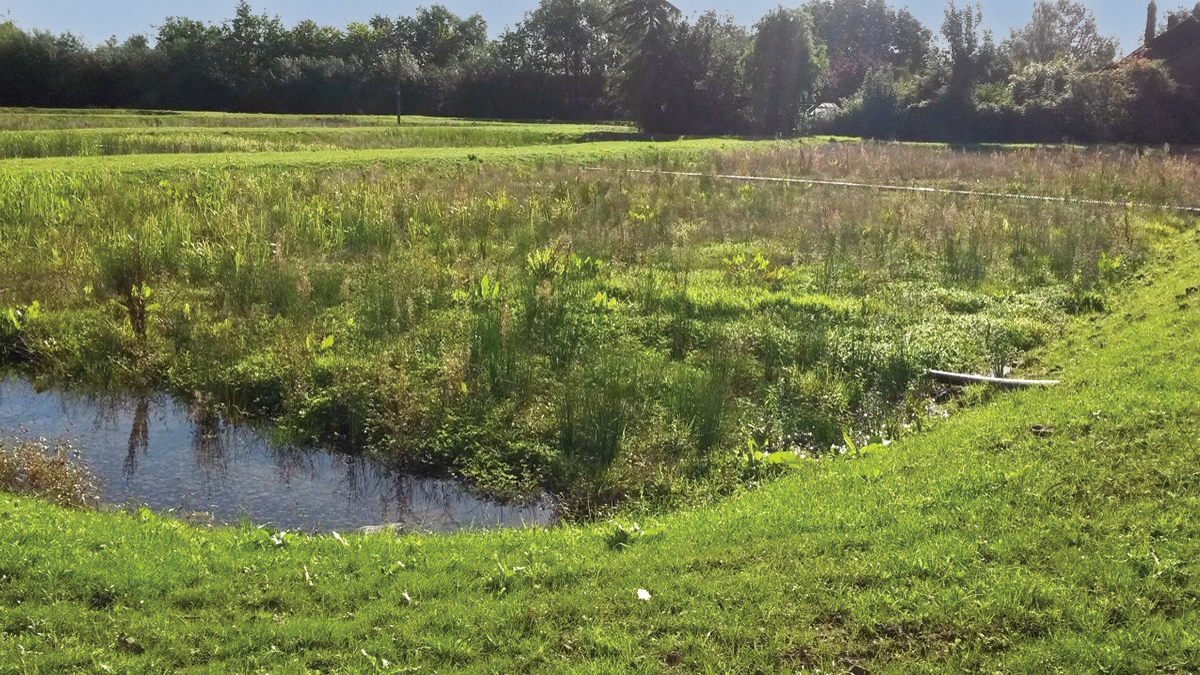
[1, 143, 1192, 514]
[0, 441, 100, 508]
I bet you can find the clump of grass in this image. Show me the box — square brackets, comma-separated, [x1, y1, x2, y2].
[0, 440, 100, 508]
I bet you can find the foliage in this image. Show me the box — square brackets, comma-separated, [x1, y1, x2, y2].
[3, 226, 1200, 672]
[608, 0, 683, 132]
[1004, 0, 1118, 69]
[1, 0, 1199, 144]
[940, 1, 1005, 109]
[1, 129, 1188, 514]
[744, 8, 827, 135]
[804, 0, 932, 100]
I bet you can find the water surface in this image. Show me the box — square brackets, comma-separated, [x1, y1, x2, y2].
[0, 377, 554, 532]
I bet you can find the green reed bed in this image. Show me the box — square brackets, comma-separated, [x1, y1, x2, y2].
[0, 144, 1189, 515]
[0, 124, 638, 159]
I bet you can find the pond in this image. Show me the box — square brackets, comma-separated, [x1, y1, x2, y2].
[0, 376, 555, 533]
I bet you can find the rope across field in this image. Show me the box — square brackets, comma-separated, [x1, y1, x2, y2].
[585, 166, 1200, 214]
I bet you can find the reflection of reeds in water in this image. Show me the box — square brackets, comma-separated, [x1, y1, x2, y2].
[266, 445, 320, 484]
[123, 397, 149, 480]
[188, 398, 227, 480]
[379, 471, 417, 526]
[371, 472, 554, 532]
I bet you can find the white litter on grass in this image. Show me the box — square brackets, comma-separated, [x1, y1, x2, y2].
[638, 588, 652, 601]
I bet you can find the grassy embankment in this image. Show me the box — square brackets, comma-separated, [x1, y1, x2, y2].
[2, 205, 1198, 673]
[0, 107, 646, 160]
[2, 135, 1194, 514]
[0, 109, 586, 130]
[0, 124, 643, 160]
[0, 137, 756, 175]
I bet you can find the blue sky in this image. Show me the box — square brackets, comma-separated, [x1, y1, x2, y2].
[0, 1, 1157, 55]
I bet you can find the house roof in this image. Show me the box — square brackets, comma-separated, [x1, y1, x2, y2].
[1119, 15, 1200, 85]
[1123, 15, 1200, 62]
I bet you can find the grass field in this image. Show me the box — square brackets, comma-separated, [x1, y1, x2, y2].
[0, 108, 643, 162]
[2, 199, 1198, 673]
[0, 108, 573, 130]
[1, 108, 1199, 672]
[0, 124, 644, 159]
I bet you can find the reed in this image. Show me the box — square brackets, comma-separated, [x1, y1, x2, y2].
[1, 140, 1192, 513]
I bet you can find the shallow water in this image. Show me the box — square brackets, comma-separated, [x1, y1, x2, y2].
[0, 377, 554, 532]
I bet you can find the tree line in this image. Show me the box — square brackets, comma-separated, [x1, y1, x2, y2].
[2, 0, 1198, 143]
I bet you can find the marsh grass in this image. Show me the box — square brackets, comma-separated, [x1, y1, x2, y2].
[0, 142, 1194, 513]
[0, 124, 638, 159]
[0, 108, 617, 130]
[0, 440, 100, 508]
[4, 230, 1200, 671]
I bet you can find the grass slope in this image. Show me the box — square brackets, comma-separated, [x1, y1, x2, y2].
[2, 221, 1198, 671]
[0, 138, 763, 176]
[0, 110, 572, 130]
[0, 124, 639, 159]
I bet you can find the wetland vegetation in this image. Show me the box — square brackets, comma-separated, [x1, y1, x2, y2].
[3, 0, 1200, 666]
[1, 104, 1199, 672]
[0, 110, 636, 159]
[2, 109, 1194, 516]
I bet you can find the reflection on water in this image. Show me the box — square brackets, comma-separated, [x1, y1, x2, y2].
[0, 376, 555, 532]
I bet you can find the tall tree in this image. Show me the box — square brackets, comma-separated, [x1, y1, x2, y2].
[805, 0, 931, 100]
[398, 5, 487, 69]
[941, 1, 995, 101]
[673, 11, 752, 133]
[745, 7, 826, 135]
[153, 16, 229, 109]
[219, 1, 287, 101]
[498, 0, 616, 117]
[1005, 0, 1117, 69]
[608, 0, 682, 131]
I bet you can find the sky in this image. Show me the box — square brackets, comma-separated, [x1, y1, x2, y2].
[0, 1, 1163, 56]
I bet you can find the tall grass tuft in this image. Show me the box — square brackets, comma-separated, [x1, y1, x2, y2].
[0, 441, 101, 508]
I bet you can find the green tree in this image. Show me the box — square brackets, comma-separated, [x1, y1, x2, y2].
[941, 2, 1001, 103]
[673, 11, 752, 133]
[219, 1, 287, 98]
[805, 0, 931, 100]
[152, 16, 229, 109]
[745, 7, 826, 135]
[498, 0, 617, 116]
[398, 5, 487, 69]
[608, 0, 682, 131]
[1005, 0, 1117, 69]
[855, 66, 901, 137]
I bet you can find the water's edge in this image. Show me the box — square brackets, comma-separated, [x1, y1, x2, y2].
[0, 376, 555, 532]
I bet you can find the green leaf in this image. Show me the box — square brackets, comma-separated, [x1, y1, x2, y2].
[765, 451, 805, 468]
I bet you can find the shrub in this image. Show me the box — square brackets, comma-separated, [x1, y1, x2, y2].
[0, 441, 100, 508]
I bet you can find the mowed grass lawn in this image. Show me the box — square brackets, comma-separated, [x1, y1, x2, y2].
[2, 186, 1199, 673]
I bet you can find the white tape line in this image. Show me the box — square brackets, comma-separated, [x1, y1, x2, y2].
[582, 167, 1200, 214]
